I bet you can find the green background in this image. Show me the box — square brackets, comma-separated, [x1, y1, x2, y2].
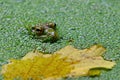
[0, 0, 120, 80]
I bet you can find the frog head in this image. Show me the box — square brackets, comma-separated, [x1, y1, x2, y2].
[31, 25, 44, 36]
[31, 22, 58, 42]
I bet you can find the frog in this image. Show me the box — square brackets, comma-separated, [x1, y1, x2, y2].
[31, 22, 58, 42]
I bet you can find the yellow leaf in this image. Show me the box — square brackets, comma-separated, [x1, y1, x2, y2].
[54, 45, 106, 61]
[55, 45, 115, 76]
[88, 69, 101, 76]
[22, 50, 51, 60]
[1, 45, 116, 80]
[1, 54, 73, 80]
[69, 57, 115, 76]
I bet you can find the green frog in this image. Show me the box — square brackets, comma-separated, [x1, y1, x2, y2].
[31, 22, 58, 42]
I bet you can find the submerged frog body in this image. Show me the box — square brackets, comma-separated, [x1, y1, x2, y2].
[31, 22, 58, 42]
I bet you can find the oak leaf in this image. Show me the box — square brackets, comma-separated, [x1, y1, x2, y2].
[1, 45, 115, 80]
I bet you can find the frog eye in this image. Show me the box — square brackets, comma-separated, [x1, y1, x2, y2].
[49, 23, 56, 27]
[46, 23, 56, 29]
[36, 29, 41, 31]
[53, 23, 56, 27]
